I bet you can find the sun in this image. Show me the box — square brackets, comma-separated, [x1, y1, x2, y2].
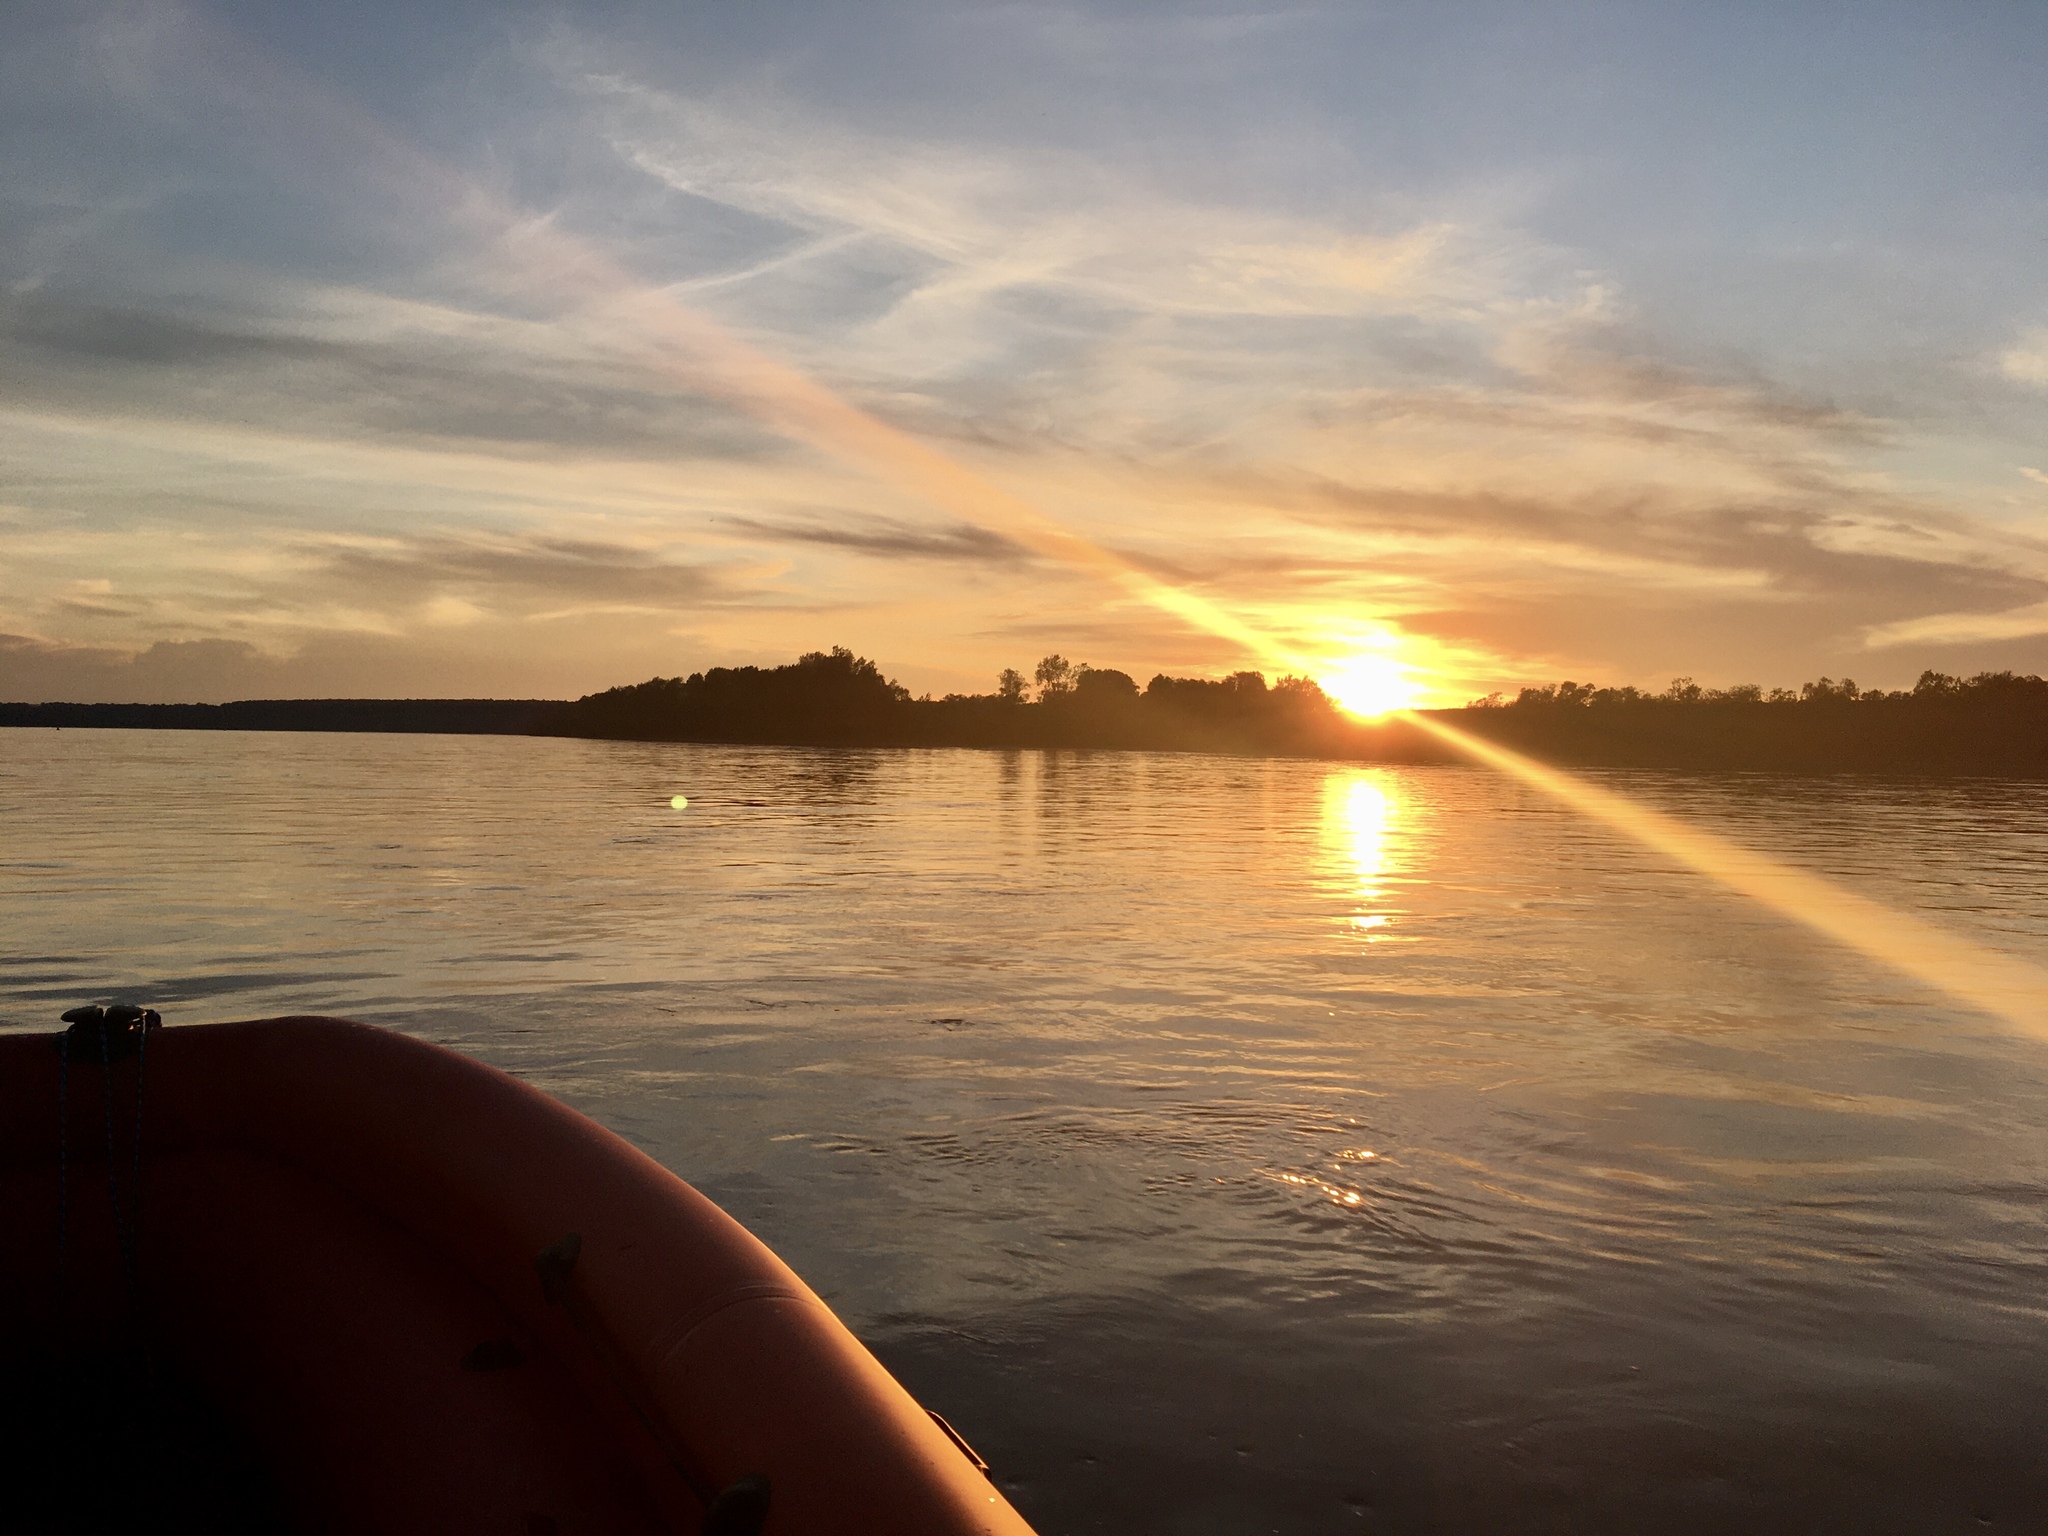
[1319, 652, 1421, 719]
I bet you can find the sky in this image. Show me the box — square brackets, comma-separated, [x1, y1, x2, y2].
[4, 1, 2048, 705]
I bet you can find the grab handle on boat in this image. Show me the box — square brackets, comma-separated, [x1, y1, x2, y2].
[926, 1409, 994, 1480]
[701, 1473, 771, 1536]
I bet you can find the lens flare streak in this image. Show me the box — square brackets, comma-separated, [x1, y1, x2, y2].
[1406, 713, 2048, 1039]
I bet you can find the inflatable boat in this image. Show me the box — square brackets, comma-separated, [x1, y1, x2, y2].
[0, 1012, 1036, 1535]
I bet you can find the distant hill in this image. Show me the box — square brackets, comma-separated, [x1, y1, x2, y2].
[0, 698, 562, 735]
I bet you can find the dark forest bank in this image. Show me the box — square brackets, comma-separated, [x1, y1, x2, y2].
[534, 650, 2048, 775]
[1450, 671, 2048, 774]
[533, 648, 1452, 761]
[8, 652, 2048, 775]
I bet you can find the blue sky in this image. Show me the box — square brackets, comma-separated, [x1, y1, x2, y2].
[5, 0, 2047, 702]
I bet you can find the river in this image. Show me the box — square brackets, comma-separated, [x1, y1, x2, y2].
[5, 728, 2047, 1533]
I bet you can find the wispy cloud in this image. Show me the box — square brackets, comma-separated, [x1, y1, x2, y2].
[722, 513, 1031, 565]
[2002, 327, 2048, 388]
[1863, 602, 2048, 649]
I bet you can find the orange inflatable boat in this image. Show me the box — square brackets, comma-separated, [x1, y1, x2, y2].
[0, 1012, 1037, 1535]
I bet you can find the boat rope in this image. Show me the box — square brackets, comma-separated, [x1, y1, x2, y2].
[54, 1003, 159, 1333]
[129, 1015, 149, 1309]
[99, 1021, 121, 1286]
[55, 1027, 68, 1318]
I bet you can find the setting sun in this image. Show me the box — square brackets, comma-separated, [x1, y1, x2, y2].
[1318, 652, 1421, 719]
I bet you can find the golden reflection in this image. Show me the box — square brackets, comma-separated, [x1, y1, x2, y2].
[1269, 1170, 1367, 1207]
[1323, 772, 1405, 936]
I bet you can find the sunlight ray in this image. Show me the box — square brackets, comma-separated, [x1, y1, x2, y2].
[1404, 713, 2048, 1038]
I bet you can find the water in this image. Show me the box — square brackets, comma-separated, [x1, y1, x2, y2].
[5, 728, 2048, 1533]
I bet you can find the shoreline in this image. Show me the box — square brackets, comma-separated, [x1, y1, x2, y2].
[7, 697, 2047, 777]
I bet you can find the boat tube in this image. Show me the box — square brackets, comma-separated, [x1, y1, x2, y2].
[0, 1014, 1036, 1535]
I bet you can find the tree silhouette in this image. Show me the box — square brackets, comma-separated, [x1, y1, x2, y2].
[1034, 654, 1077, 698]
[1075, 666, 1138, 699]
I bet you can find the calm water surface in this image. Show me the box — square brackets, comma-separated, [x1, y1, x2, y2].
[6, 729, 2048, 1533]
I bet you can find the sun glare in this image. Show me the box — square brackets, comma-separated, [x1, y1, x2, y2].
[1320, 653, 1421, 719]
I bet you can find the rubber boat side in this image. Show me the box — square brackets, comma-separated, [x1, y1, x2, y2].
[0, 1016, 1038, 1535]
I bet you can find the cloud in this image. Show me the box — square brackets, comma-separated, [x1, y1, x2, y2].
[561, 53, 1564, 375]
[6, 299, 335, 367]
[1489, 306, 1885, 445]
[0, 288, 785, 463]
[2002, 327, 2048, 387]
[0, 633, 290, 703]
[300, 531, 729, 612]
[721, 513, 1030, 565]
[1277, 477, 2044, 615]
[0, 627, 604, 704]
[0, 520, 785, 697]
[1862, 603, 2048, 649]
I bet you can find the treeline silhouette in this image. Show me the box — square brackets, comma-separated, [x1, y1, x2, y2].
[541, 652, 2048, 773]
[1476, 670, 2048, 710]
[537, 647, 1443, 759]
[0, 698, 559, 734]
[1454, 670, 2048, 773]
[10, 653, 2045, 774]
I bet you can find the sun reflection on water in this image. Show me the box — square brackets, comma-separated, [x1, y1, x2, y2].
[1322, 772, 1406, 936]
[1269, 1169, 1368, 1207]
